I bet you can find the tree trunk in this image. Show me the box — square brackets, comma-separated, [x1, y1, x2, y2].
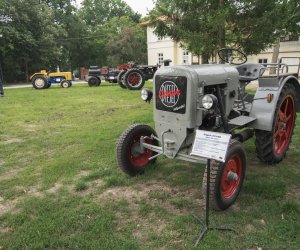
[201, 52, 209, 64]
[218, 0, 226, 63]
[24, 59, 29, 82]
[270, 40, 280, 75]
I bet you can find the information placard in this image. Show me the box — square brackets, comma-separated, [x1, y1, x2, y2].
[190, 130, 231, 162]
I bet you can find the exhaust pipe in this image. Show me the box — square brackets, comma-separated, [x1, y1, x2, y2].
[233, 129, 254, 142]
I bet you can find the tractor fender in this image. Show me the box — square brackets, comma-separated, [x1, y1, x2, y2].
[279, 75, 300, 112]
[87, 75, 101, 80]
[88, 75, 101, 81]
[249, 76, 300, 131]
[30, 73, 45, 81]
[30, 70, 48, 81]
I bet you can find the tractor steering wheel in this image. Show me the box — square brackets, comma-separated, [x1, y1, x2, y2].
[218, 48, 247, 65]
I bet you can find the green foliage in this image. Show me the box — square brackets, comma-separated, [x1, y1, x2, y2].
[104, 16, 147, 66]
[75, 181, 88, 192]
[80, 0, 141, 25]
[284, 0, 300, 36]
[0, 0, 61, 81]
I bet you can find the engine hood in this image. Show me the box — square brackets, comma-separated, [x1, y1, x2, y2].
[154, 64, 239, 86]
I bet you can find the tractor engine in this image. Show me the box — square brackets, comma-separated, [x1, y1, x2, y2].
[153, 65, 239, 158]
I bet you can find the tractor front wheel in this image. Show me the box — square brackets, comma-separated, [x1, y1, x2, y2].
[124, 69, 145, 90]
[202, 140, 246, 211]
[117, 70, 127, 89]
[255, 83, 296, 164]
[61, 80, 72, 88]
[88, 76, 101, 87]
[32, 75, 48, 89]
[116, 124, 158, 176]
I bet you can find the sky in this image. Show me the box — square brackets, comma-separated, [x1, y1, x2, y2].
[75, 0, 155, 17]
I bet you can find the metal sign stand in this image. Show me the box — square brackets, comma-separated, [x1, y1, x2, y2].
[193, 159, 237, 246]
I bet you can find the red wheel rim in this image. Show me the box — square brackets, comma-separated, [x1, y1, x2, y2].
[129, 136, 153, 168]
[273, 95, 295, 156]
[128, 73, 141, 86]
[221, 154, 242, 199]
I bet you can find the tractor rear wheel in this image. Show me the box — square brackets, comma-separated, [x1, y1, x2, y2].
[116, 124, 158, 176]
[124, 69, 145, 90]
[88, 76, 101, 87]
[255, 83, 296, 164]
[32, 75, 48, 89]
[202, 140, 246, 211]
[61, 80, 71, 88]
[117, 70, 127, 89]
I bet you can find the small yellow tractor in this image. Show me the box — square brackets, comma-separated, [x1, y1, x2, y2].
[30, 70, 73, 89]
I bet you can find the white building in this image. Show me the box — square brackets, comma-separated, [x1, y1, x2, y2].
[247, 35, 300, 73]
[146, 27, 194, 66]
[146, 26, 300, 71]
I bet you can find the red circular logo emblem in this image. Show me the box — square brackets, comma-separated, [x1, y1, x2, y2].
[159, 81, 181, 107]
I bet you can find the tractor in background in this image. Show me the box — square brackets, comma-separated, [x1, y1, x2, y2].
[117, 60, 172, 90]
[87, 66, 102, 87]
[87, 66, 119, 86]
[30, 70, 73, 89]
[117, 62, 159, 90]
[86, 60, 172, 89]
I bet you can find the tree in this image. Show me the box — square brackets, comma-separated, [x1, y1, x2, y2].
[104, 16, 147, 66]
[284, 0, 300, 36]
[78, 0, 144, 67]
[45, 0, 88, 70]
[150, 0, 289, 63]
[0, 0, 61, 82]
[80, 0, 141, 25]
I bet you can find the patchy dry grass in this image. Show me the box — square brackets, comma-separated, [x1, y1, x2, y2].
[0, 82, 299, 249]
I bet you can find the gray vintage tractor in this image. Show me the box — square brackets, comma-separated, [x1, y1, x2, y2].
[116, 48, 300, 211]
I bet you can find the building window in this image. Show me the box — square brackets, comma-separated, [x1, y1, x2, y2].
[183, 51, 189, 64]
[280, 35, 299, 42]
[258, 59, 268, 65]
[158, 53, 164, 64]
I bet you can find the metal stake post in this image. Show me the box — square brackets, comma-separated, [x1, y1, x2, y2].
[193, 159, 237, 246]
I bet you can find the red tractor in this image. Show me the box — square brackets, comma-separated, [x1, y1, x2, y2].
[117, 62, 159, 90]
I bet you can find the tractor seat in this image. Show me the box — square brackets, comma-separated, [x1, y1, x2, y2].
[235, 63, 265, 82]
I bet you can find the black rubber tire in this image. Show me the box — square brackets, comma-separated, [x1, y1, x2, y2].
[124, 69, 145, 90]
[88, 76, 101, 87]
[46, 83, 51, 89]
[116, 124, 158, 176]
[202, 140, 246, 211]
[61, 79, 71, 88]
[32, 75, 48, 89]
[117, 70, 127, 89]
[255, 83, 297, 164]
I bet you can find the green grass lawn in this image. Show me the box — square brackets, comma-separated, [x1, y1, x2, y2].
[0, 82, 299, 249]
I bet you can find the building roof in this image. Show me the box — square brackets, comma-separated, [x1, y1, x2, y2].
[140, 16, 169, 27]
